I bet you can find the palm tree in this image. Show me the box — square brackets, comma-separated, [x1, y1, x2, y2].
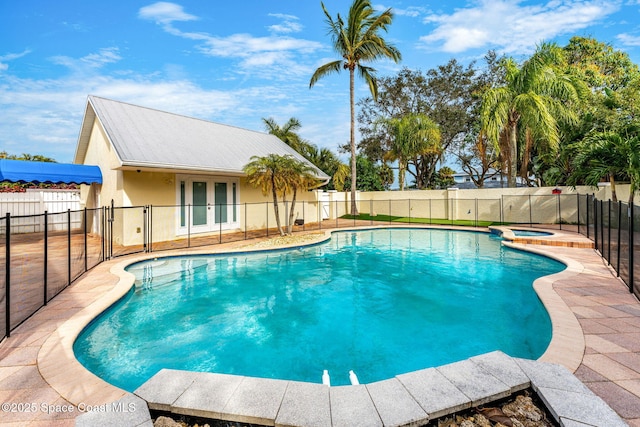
[302, 145, 350, 191]
[383, 114, 441, 191]
[570, 128, 640, 203]
[243, 154, 319, 236]
[310, 0, 401, 215]
[262, 117, 314, 155]
[481, 43, 584, 187]
[280, 156, 319, 234]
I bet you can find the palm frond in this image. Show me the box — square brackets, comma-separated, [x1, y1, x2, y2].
[309, 60, 343, 88]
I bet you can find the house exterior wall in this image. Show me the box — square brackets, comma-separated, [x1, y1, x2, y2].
[81, 118, 123, 209]
[109, 172, 324, 246]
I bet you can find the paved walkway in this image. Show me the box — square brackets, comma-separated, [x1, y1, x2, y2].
[0, 226, 639, 426]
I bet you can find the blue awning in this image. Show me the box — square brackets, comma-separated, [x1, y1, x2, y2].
[0, 159, 102, 185]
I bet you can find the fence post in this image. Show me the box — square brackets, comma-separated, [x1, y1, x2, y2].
[594, 198, 599, 251]
[601, 200, 605, 255]
[44, 211, 48, 306]
[266, 202, 269, 237]
[576, 193, 580, 235]
[408, 199, 412, 224]
[616, 201, 622, 276]
[149, 205, 153, 253]
[558, 194, 562, 230]
[475, 198, 478, 227]
[109, 200, 114, 259]
[219, 205, 222, 244]
[5, 213, 10, 338]
[83, 208, 88, 270]
[67, 209, 71, 286]
[607, 200, 611, 264]
[629, 202, 634, 294]
[101, 207, 105, 261]
[143, 206, 148, 253]
[244, 203, 247, 240]
[187, 204, 191, 247]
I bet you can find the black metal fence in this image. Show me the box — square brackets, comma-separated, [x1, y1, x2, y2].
[1, 208, 105, 340]
[584, 195, 639, 299]
[1, 194, 638, 341]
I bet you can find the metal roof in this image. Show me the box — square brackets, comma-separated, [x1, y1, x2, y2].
[75, 96, 329, 179]
[0, 159, 102, 184]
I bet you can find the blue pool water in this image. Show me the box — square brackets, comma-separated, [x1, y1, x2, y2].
[512, 230, 554, 237]
[74, 229, 565, 391]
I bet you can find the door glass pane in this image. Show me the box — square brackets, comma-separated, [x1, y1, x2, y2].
[215, 182, 227, 223]
[180, 181, 186, 227]
[232, 182, 237, 222]
[193, 181, 207, 226]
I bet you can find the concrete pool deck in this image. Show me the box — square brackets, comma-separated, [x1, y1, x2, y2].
[0, 225, 639, 426]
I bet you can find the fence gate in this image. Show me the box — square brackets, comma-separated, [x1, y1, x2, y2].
[321, 192, 330, 220]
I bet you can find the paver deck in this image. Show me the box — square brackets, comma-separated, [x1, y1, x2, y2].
[0, 225, 639, 426]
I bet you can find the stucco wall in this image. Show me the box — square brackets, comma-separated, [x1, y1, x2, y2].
[324, 185, 609, 224]
[82, 119, 123, 209]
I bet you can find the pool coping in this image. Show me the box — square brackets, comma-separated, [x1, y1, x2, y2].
[490, 225, 595, 248]
[37, 225, 622, 426]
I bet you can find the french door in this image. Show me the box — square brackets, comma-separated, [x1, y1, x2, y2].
[178, 177, 238, 234]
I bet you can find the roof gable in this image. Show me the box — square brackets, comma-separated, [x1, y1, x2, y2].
[74, 96, 329, 179]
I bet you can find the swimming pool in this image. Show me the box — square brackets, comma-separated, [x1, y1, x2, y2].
[74, 228, 565, 391]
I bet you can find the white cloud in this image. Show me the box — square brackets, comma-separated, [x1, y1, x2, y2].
[618, 33, 640, 46]
[374, 4, 430, 18]
[420, 0, 621, 54]
[267, 13, 303, 34]
[0, 51, 348, 161]
[137, 4, 322, 79]
[138, 2, 198, 25]
[51, 47, 122, 70]
[0, 49, 31, 72]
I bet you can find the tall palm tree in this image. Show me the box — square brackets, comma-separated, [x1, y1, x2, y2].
[383, 114, 441, 191]
[243, 154, 319, 236]
[481, 43, 584, 187]
[310, 0, 401, 215]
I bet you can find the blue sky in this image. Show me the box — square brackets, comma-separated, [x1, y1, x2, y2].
[2, 0, 640, 164]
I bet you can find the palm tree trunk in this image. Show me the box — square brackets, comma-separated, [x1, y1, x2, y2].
[287, 188, 298, 235]
[271, 178, 284, 236]
[508, 123, 518, 188]
[521, 129, 533, 186]
[349, 67, 358, 216]
[609, 174, 618, 203]
[399, 157, 405, 191]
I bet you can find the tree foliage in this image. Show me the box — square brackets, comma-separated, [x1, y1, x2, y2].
[380, 113, 441, 190]
[481, 42, 586, 187]
[358, 60, 486, 188]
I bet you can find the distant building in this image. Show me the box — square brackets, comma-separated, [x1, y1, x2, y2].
[451, 169, 527, 189]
